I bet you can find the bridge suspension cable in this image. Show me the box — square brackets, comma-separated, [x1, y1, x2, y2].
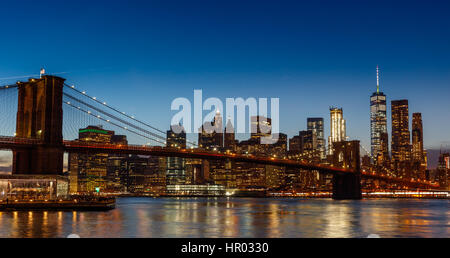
[0, 84, 18, 90]
[357, 142, 397, 178]
[0, 84, 18, 137]
[63, 92, 167, 142]
[64, 101, 166, 145]
[64, 83, 166, 134]
[63, 83, 198, 147]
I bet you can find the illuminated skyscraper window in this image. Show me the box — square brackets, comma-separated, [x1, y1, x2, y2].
[391, 99, 411, 172]
[328, 108, 346, 155]
[307, 117, 325, 159]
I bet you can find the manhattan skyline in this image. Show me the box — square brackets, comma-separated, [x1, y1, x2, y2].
[0, 0, 449, 152]
[0, 1, 448, 241]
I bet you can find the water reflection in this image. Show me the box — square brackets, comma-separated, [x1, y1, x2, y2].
[0, 198, 448, 238]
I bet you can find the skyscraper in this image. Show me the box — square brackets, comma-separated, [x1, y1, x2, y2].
[224, 118, 236, 151]
[412, 113, 426, 179]
[289, 135, 302, 155]
[167, 124, 187, 149]
[300, 130, 317, 154]
[328, 108, 346, 155]
[307, 118, 325, 159]
[213, 110, 224, 148]
[166, 124, 186, 185]
[69, 125, 117, 193]
[251, 116, 272, 140]
[436, 152, 449, 189]
[370, 66, 388, 164]
[198, 110, 223, 150]
[391, 100, 411, 174]
[412, 113, 424, 162]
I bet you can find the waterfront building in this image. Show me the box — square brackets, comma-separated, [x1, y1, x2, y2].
[209, 160, 235, 188]
[436, 152, 449, 190]
[234, 162, 266, 189]
[370, 66, 389, 164]
[147, 156, 167, 194]
[185, 159, 204, 185]
[0, 175, 69, 200]
[166, 184, 226, 196]
[126, 155, 151, 193]
[106, 155, 128, 192]
[69, 126, 117, 193]
[265, 165, 285, 190]
[106, 134, 129, 192]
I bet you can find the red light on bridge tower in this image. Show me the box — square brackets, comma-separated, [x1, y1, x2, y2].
[12, 75, 65, 175]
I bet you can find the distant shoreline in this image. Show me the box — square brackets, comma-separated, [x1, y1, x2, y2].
[108, 194, 449, 200]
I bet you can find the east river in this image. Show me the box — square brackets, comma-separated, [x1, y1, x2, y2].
[0, 198, 448, 238]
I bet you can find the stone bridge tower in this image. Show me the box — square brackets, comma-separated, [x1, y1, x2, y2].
[331, 140, 362, 200]
[12, 75, 65, 175]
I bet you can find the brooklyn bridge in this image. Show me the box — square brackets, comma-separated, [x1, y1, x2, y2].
[0, 75, 439, 200]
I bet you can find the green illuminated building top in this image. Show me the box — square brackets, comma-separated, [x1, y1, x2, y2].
[79, 128, 109, 135]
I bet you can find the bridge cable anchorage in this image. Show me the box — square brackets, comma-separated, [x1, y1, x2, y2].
[63, 92, 166, 142]
[63, 83, 198, 147]
[64, 101, 166, 145]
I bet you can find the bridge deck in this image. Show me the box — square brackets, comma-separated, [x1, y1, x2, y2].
[0, 136, 439, 189]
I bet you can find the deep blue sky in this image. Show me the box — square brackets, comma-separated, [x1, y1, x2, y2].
[1, 0, 449, 150]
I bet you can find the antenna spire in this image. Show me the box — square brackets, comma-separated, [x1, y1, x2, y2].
[376, 65, 380, 93]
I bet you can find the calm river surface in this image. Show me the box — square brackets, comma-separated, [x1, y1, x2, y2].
[0, 198, 448, 238]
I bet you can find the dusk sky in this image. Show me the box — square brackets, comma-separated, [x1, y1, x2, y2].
[1, 0, 450, 153]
